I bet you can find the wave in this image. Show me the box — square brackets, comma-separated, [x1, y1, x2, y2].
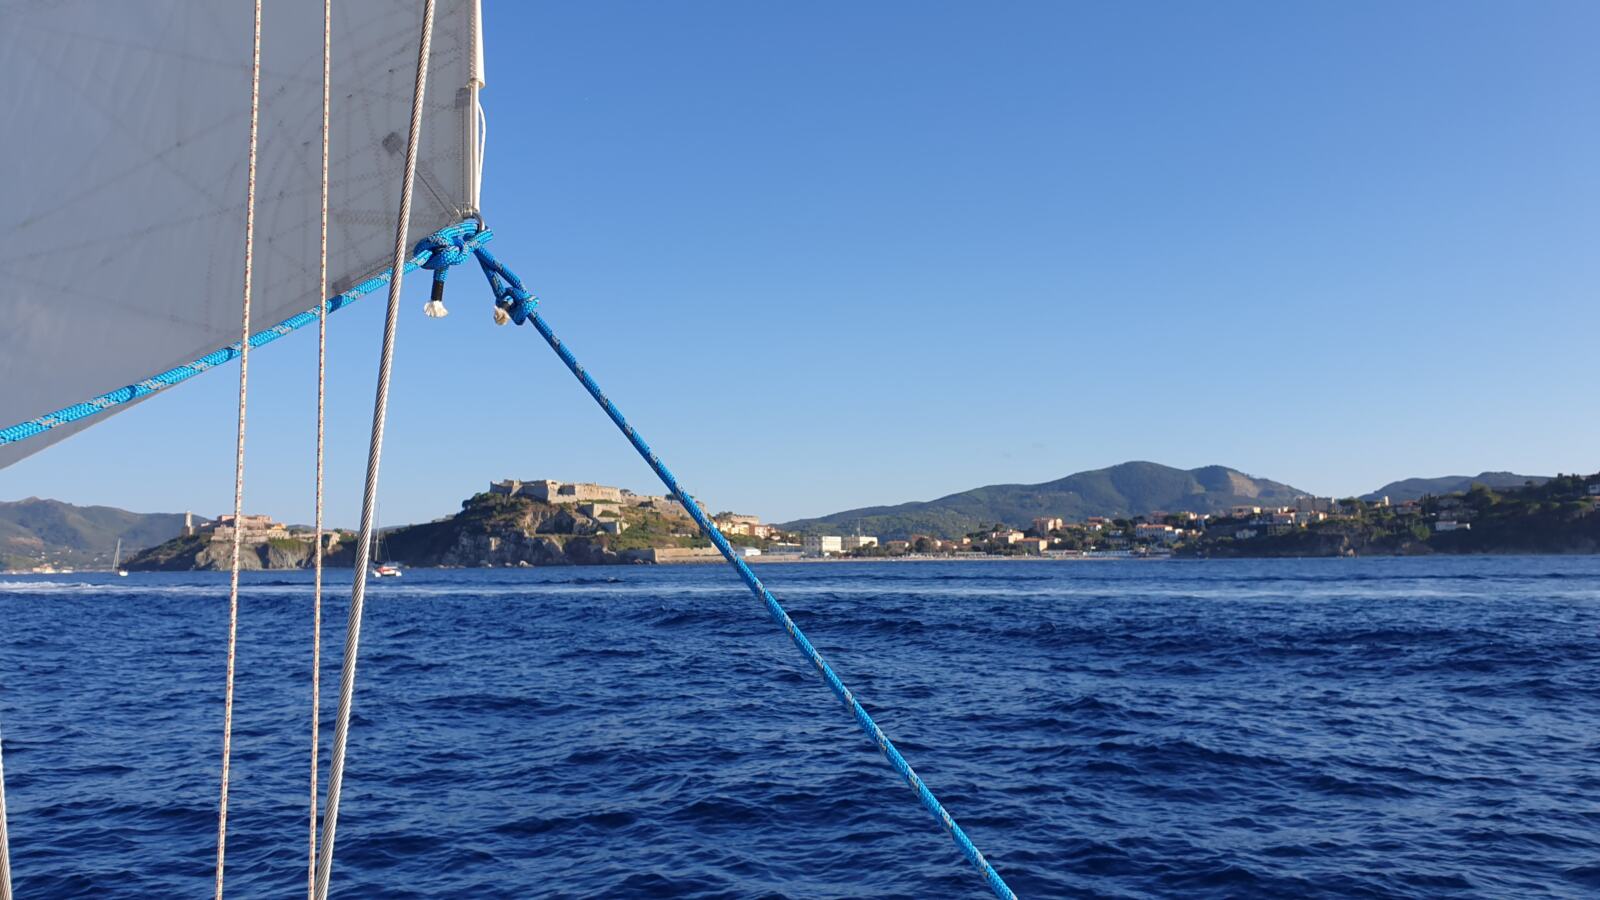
[2, 556, 1598, 897]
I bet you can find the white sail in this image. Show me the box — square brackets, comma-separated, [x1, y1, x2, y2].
[0, 0, 484, 468]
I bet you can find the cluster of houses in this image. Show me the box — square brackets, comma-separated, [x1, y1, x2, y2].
[795, 493, 1491, 559]
[1221, 494, 1495, 539]
[185, 512, 346, 548]
[1221, 498, 1338, 540]
[710, 512, 779, 540]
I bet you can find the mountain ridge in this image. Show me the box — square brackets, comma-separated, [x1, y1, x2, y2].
[780, 461, 1308, 539]
[1361, 472, 1548, 503]
[0, 497, 188, 569]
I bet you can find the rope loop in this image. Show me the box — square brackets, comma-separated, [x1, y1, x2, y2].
[405, 222, 537, 324]
[495, 281, 538, 325]
[469, 243, 538, 325]
[417, 230, 474, 274]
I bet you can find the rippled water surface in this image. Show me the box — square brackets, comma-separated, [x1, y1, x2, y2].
[1, 556, 1598, 898]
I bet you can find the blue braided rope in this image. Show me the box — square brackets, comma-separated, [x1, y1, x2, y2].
[513, 308, 1018, 899]
[0, 221, 492, 447]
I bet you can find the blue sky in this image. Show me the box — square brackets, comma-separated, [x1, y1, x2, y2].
[4, 1, 1598, 527]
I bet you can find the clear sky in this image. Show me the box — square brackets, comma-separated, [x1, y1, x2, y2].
[4, 1, 1597, 527]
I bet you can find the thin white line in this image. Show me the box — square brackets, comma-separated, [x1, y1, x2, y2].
[214, 1, 262, 897]
[309, 0, 332, 898]
[313, 3, 437, 897]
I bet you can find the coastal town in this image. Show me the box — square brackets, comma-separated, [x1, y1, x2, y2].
[799, 475, 1600, 560]
[16, 473, 1600, 573]
[453, 474, 1600, 562]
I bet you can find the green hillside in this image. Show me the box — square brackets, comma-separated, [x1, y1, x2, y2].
[0, 498, 188, 569]
[780, 461, 1306, 539]
[1361, 471, 1547, 503]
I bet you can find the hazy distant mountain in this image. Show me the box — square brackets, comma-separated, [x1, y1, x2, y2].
[0, 498, 188, 569]
[1361, 472, 1548, 503]
[780, 461, 1307, 539]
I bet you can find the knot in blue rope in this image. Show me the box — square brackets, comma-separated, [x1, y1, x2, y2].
[415, 226, 479, 318]
[470, 243, 538, 326]
[417, 231, 474, 273]
[404, 221, 538, 325]
[497, 281, 538, 326]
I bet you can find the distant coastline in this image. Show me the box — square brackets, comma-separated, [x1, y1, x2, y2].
[8, 468, 1597, 573]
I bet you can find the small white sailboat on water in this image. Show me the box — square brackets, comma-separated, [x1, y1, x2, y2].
[112, 539, 128, 577]
[370, 514, 401, 578]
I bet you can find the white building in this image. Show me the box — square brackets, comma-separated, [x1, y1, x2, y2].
[1135, 523, 1181, 544]
[840, 535, 878, 551]
[803, 535, 844, 557]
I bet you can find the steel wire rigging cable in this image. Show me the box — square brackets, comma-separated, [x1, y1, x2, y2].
[214, 1, 264, 896]
[313, 2, 437, 896]
[309, 0, 333, 897]
[0, 719, 11, 900]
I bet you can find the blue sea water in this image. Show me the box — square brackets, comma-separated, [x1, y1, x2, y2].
[0, 556, 1597, 898]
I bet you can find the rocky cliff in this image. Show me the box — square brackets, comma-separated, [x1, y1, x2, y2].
[126, 534, 357, 571]
[385, 519, 627, 567]
[124, 492, 728, 570]
[382, 492, 702, 567]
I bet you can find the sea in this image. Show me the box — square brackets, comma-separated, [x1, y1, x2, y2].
[0, 556, 1596, 898]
